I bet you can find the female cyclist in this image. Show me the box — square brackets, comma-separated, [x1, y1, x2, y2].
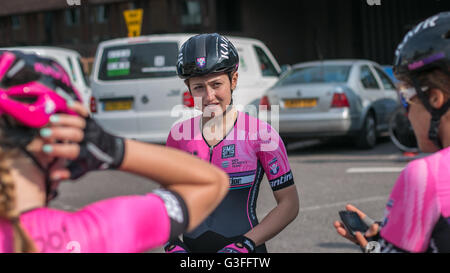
[334, 12, 450, 253]
[0, 50, 228, 253]
[164, 33, 299, 253]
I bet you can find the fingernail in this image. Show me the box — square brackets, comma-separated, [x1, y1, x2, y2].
[67, 100, 75, 108]
[42, 145, 53, 154]
[50, 115, 60, 123]
[40, 128, 52, 138]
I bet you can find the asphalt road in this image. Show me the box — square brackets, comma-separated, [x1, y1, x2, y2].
[49, 137, 418, 253]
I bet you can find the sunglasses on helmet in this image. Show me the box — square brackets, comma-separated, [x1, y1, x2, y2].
[398, 85, 429, 112]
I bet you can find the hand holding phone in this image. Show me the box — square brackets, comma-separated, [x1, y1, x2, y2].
[338, 211, 369, 237]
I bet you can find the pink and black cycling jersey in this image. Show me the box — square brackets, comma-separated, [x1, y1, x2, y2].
[379, 146, 450, 253]
[166, 111, 294, 252]
[0, 189, 187, 253]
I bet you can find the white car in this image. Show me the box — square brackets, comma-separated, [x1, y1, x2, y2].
[0, 46, 92, 111]
[90, 34, 281, 143]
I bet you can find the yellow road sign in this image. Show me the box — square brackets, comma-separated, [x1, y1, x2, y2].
[123, 9, 143, 37]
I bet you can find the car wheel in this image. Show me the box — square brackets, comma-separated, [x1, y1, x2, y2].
[356, 113, 376, 149]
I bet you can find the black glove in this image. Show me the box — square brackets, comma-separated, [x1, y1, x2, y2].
[164, 238, 190, 253]
[217, 236, 256, 253]
[67, 117, 125, 179]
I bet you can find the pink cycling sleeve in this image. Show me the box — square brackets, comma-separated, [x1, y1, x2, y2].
[379, 159, 441, 252]
[254, 118, 294, 191]
[5, 193, 172, 253]
[166, 128, 179, 149]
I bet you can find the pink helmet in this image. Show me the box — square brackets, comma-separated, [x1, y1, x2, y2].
[0, 50, 82, 128]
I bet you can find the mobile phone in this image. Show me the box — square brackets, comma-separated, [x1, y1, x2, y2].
[338, 211, 369, 237]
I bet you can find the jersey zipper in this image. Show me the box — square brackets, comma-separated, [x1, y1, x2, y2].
[202, 111, 238, 164]
[209, 146, 213, 162]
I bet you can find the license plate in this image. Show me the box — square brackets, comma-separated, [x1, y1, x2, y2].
[284, 98, 317, 108]
[103, 100, 133, 111]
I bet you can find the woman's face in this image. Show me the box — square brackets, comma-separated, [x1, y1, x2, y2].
[187, 72, 238, 118]
[407, 96, 440, 153]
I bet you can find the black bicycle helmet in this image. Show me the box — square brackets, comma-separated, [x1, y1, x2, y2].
[393, 11, 450, 148]
[177, 33, 239, 79]
[394, 11, 450, 78]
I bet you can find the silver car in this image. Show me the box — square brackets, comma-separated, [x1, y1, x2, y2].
[259, 60, 399, 149]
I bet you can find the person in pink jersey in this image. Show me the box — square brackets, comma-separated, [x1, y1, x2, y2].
[0, 50, 228, 253]
[164, 33, 299, 253]
[334, 12, 450, 253]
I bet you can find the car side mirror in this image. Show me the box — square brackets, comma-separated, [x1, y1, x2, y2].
[279, 64, 291, 77]
[280, 64, 291, 74]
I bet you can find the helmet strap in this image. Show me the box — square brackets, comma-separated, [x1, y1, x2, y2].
[225, 72, 234, 116]
[412, 77, 450, 149]
[20, 147, 58, 205]
[227, 72, 235, 107]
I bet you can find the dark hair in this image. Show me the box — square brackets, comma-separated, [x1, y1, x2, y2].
[399, 68, 450, 97]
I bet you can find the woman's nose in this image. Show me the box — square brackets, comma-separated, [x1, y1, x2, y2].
[205, 86, 216, 101]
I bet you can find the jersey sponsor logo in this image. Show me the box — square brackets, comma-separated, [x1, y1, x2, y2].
[269, 158, 279, 175]
[196, 57, 206, 68]
[229, 175, 255, 186]
[34, 230, 69, 252]
[269, 171, 293, 188]
[270, 163, 279, 175]
[221, 161, 230, 168]
[231, 158, 247, 168]
[229, 171, 256, 189]
[222, 144, 235, 159]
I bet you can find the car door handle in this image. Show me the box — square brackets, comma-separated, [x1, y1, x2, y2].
[141, 95, 149, 104]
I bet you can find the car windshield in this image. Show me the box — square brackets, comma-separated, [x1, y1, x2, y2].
[98, 42, 178, 81]
[276, 65, 351, 86]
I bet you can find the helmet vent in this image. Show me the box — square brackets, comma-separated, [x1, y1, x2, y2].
[8, 95, 38, 104]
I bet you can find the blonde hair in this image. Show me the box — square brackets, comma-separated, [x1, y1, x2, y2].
[0, 147, 38, 253]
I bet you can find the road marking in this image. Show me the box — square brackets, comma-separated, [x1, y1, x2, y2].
[301, 195, 388, 212]
[346, 167, 404, 173]
[286, 140, 321, 150]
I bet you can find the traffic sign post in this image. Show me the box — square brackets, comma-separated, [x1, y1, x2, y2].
[123, 9, 143, 37]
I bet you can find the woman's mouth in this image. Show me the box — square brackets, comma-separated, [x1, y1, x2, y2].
[205, 103, 220, 107]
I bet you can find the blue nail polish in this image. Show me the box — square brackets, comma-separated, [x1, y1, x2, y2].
[67, 100, 75, 107]
[43, 145, 53, 154]
[40, 128, 52, 138]
[50, 115, 60, 123]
